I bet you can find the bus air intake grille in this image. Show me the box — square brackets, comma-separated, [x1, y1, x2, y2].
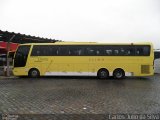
[141, 65, 150, 74]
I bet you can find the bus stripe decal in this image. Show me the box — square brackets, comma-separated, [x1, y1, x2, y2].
[45, 72, 133, 76]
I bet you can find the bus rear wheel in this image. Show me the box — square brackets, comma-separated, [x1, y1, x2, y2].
[113, 69, 125, 79]
[28, 68, 40, 78]
[97, 69, 109, 79]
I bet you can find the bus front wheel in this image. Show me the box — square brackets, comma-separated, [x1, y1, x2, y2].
[97, 68, 109, 79]
[113, 68, 125, 79]
[28, 68, 40, 78]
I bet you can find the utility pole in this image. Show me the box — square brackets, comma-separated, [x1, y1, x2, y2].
[6, 35, 15, 77]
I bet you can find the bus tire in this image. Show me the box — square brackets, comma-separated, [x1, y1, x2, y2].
[28, 68, 40, 78]
[97, 68, 109, 79]
[113, 68, 125, 79]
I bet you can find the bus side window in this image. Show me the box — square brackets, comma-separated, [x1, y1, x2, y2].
[86, 47, 96, 56]
[136, 48, 143, 56]
[96, 46, 104, 56]
[58, 46, 69, 56]
[68, 46, 84, 56]
[104, 46, 119, 56]
[40, 46, 52, 56]
[143, 46, 150, 56]
[114, 50, 119, 55]
[31, 46, 40, 56]
[136, 50, 140, 55]
[125, 50, 131, 55]
[96, 50, 100, 55]
[123, 46, 135, 56]
[136, 46, 150, 56]
[105, 50, 112, 55]
[76, 49, 83, 56]
[31, 45, 52, 56]
[51, 46, 58, 56]
[36, 50, 40, 56]
[42, 46, 49, 56]
[68, 47, 75, 56]
[120, 48, 125, 55]
[125, 49, 132, 55]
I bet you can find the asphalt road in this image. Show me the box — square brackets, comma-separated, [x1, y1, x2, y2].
[0, 74, 160, 115]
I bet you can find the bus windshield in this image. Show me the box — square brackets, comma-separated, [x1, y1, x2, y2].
[14, 45, 30, 67]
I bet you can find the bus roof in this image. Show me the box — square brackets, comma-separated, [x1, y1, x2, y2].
[20, 42, 153, 46]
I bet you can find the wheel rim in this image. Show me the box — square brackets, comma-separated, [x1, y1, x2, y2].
[116, 72, 122, 78]
[114, 69, 124, 79]
[32, 70, 38, 77]
[100, 71, 107, 78]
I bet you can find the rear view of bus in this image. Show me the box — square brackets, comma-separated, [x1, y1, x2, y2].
[13, 42, 154, 79]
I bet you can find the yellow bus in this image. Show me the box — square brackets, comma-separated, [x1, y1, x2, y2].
[13, 42, 154, 79]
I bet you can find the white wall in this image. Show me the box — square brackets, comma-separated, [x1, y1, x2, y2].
[154, 59, 160, 73]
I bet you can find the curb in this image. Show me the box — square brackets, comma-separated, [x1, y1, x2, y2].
[0, 76, 16, 79]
